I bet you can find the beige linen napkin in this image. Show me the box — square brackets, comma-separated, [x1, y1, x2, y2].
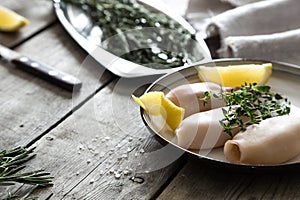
[201, 0, 300, 64]
[221, 0, 266, 6]
[222, 29, 300, 65]
[205, 0, 300, 39]
[185, 0, 233, 38]
[166, 0, 300, 65]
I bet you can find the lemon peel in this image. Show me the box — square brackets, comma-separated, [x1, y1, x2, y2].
[132, 92, 164, 116]
[198, 63, 272, 87]
[132, 92, 185, 130]
[160, 95, 185, 131]
[0, 5, 29, 32]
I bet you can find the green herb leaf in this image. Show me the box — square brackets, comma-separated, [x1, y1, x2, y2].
[199, 83, 291, 136]
[0, 147, 53, 199]
[64, 0, 201, 68]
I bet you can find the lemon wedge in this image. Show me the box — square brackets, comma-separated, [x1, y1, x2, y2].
[198, 63, 272, 87]
[132, 92, 185, 130]
[160, 95, 185, 131]
[0, 5, 29, 32]
[132, 92, 164, 116]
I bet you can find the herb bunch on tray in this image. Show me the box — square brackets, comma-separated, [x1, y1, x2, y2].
[200, 83, 291, 136]
[64, 0, 203, 68]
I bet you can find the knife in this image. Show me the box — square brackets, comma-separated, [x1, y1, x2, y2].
[0, 44, 82, 92]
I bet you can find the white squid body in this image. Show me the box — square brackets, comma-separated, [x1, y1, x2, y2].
[166, 82, 228, 118]
[175, 107, 236, 150]
[224, 115, 300, 164]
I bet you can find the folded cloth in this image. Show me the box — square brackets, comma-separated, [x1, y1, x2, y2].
[220, 0, 266, 6]
[222, 29, 300, 65]
[205, 0, 300, 39]
[185, 0, 233, 38]
[166, 0, 300, 65]
[200, 0, 300, 65]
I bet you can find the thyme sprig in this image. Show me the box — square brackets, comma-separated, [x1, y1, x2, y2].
[199, 83, 291, 136]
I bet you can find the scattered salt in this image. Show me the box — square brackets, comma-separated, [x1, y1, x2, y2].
[139, 149, 145, 154]
[92, 138, 97, 142]
[123, 170, 131, 176]
[99, 152, 105, 158]
[78, 145, 84, 150]
[114, 173, 121, 179]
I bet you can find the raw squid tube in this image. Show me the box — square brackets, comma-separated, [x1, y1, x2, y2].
[175, 107, 235, 150]
[224, 115, 300, 164]
[166, 82, 229, 118]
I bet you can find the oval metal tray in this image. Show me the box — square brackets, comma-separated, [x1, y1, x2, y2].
[53, 0, 211, 78]
[141, 58, 300, 170]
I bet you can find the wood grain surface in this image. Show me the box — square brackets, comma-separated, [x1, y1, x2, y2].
[2, 0, 300, 199]
[0, 23, 114, 151]
[11, 80, 186, 199]
[158, 156, 300, 200]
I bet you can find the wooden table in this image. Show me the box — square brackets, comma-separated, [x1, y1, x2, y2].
[2, 1, 300, 199]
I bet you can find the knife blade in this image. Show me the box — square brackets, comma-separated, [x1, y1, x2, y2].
[0, 44, 82, 92]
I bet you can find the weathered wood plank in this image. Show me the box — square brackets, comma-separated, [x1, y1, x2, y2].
[157, 156, 300, 200]
[0, 23, 114, 151]
[0, 23, 115, 197]
[0, 0, 56, 47]
[11, 79, 187, 199]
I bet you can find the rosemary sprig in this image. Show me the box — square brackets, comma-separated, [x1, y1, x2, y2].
[199, 83, 291, 136]
[0, 146, 53, 199]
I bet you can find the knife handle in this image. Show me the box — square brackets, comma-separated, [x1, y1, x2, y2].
[11, 56, 82, 92]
